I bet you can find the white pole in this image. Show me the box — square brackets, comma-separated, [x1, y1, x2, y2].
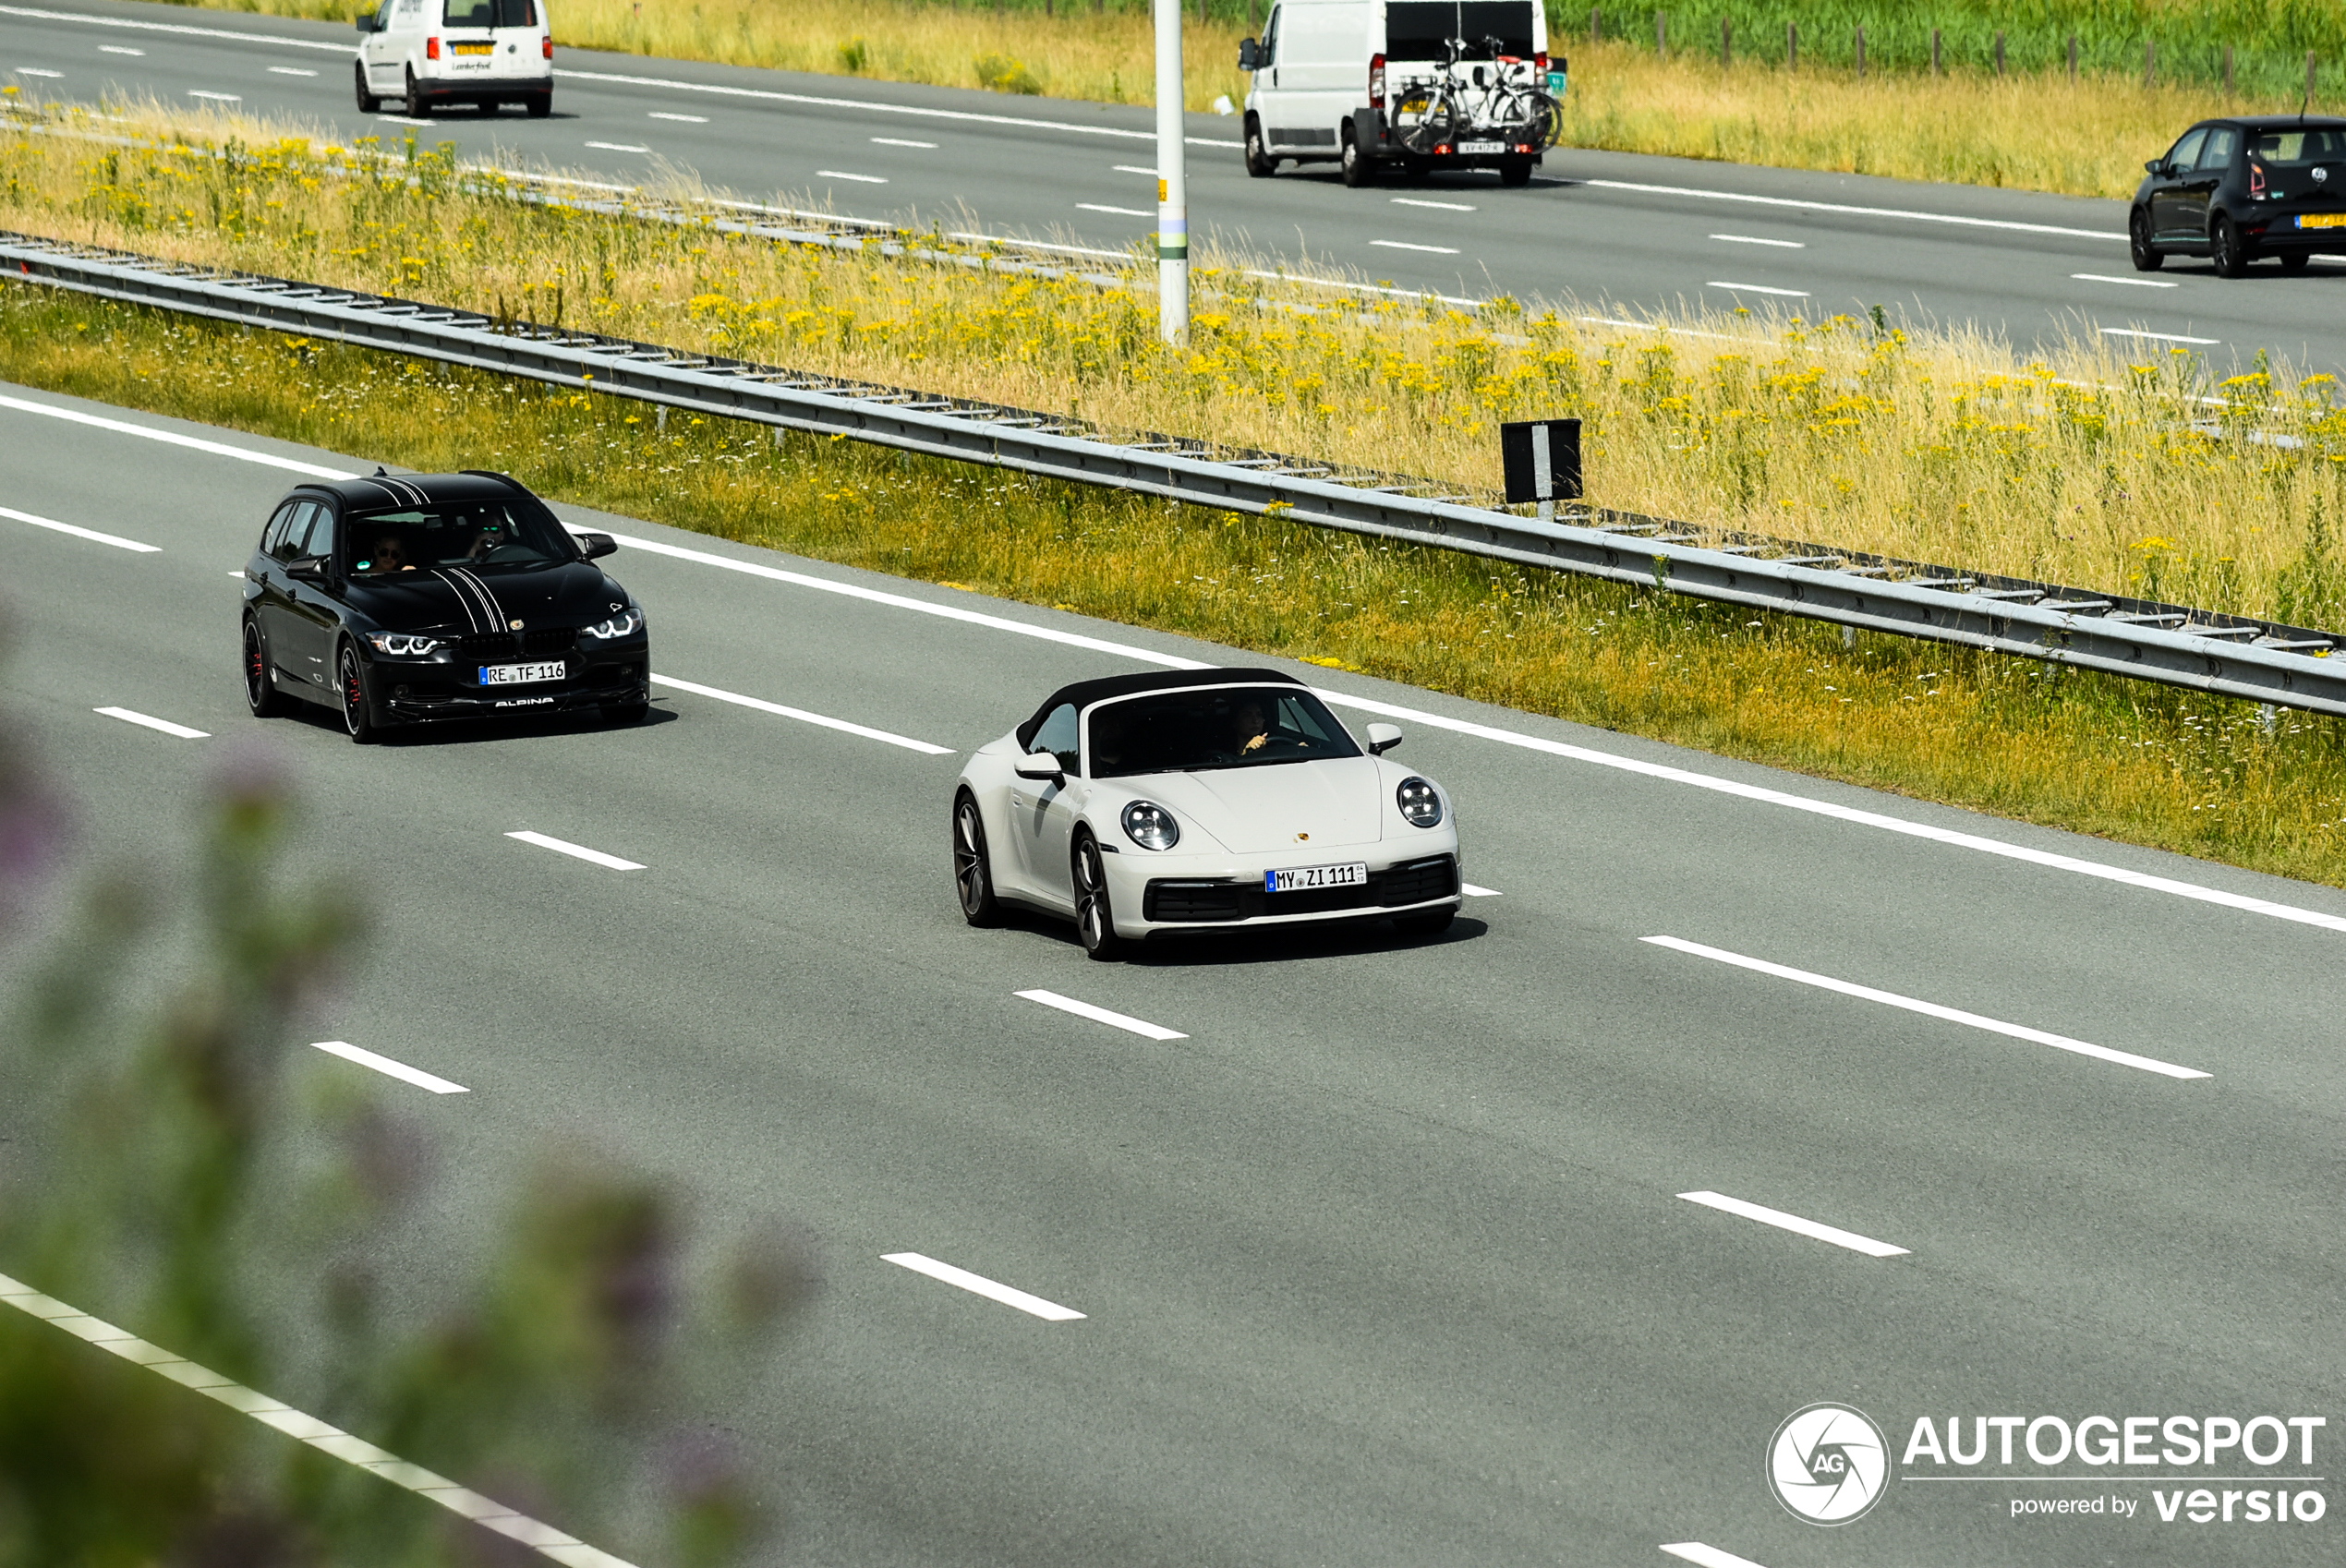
[1154, 0, 1188, 345]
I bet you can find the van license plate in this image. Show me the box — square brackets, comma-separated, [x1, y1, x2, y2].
[1457, 139, 1504, 154]
[2299, 213, 2346, 229]
[453, 42, 492, 54]
[1267, 862, 1367, 893]
[480, 661, 564, 685]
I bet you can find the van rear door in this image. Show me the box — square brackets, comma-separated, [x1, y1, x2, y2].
[1258, 0, 1371, 157]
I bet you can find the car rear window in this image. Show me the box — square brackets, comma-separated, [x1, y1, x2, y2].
[1387, 2, 1536, 62]
[442, 0, 536, 28]
[2250, 128, 2346, 165]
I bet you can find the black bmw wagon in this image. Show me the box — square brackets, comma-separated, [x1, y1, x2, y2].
[2132, 115, 2346, 276]
[240, 470, 649, 742]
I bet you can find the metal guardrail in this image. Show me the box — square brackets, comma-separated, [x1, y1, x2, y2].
[6, 229, 2341, 717]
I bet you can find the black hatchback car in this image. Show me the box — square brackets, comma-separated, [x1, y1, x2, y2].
[2132, 115, 2346, 276]
[240, 471, 649, 742]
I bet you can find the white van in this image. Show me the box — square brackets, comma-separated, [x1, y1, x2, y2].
[1240, 0, 1559, 187]
[355, 0, 554, 118]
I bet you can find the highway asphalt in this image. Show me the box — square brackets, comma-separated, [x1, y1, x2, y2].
[5, 0, 2345, 374]
[3, 377, 2344, 1566]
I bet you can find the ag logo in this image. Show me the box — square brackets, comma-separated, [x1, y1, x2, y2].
[1767, 1403, 1890, 1525]
[2316, 165, 2329, 182]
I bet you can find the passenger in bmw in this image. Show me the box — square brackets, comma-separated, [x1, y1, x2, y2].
[357, 534, 413, 575]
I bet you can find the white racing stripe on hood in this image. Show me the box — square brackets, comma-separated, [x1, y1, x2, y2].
[432, 568, 493, 632]
[1120, 757, 1386, 854]
[446, 565, 509, 630]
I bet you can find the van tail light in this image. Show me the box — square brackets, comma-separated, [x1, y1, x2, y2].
[1369, 53, 1385, 109]
[1536, 51, 1549, 74]
[2250, 162, 2267, 199]
[541, 33, 553, 59]
[425, 35, 440, 60]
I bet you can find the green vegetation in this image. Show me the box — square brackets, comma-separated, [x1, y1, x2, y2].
[6, 283, 2341, 890]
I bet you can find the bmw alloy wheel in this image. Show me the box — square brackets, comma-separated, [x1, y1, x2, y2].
[1072, 831, 1123, 960]
[954, 794, 1001, 926]
[243, 618, 286, 718]
[338, 643, 377, 743]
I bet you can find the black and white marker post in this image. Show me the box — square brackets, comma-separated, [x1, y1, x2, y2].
[1155, 0, 1189, 345]
[1501, 417, 1583, 519]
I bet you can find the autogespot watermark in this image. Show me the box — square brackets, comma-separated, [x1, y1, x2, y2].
[1768, 1406, 2330, 1528]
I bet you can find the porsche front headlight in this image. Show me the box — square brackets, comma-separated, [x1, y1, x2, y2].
[1397, 777, 1444, 828]
[1121, 800, 1180, 851]
[363, 632, 442, 657]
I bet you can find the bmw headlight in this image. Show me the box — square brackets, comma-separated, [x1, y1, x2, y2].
[363, 632, 442, 657]
[582, 609, 644, 640]
[1121, 800, 1180, 851]
[1396, 777, 1444, 828]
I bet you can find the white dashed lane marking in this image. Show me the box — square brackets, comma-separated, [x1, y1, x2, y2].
[96, 706, 207, 739]
[1711, 233, 1803, 247]
[585, 139, 650, 153]
[2102, 326, 2219, 344]
[647, 673, 951, 754]
[3, 504, 158, 551]
[1016, 989, 1187, 1042]
[1708, 279, 1808, 297]
[309, 1040, 469, 1095]
[875, 137, 937, 149]
[647, 111, 707, 123]
[1640, 935, 2209, 1080]
[882, 1252, 1086, 1321]
[1077, 202, 1150, 217]
[505, 830, 644, 872]
[2074, 271, 2177, 288]
[267, 65, 317, 76]
[187, 89, 240, 102]
[816, 169, 889, 184]
[1676, 1191, 1911, 1258]
[1662, 1541, 1772, 1568]
[1370, 238, 1461, 255]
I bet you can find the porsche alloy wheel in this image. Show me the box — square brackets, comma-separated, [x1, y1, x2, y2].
[1072, 830, 1123, 960]
[243, 618, 288, 718]
[954, 793, 1002, 927]
[338, 644, 378, 744]
[2129, 208, 2163, 271]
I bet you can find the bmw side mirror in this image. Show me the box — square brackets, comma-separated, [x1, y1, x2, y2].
[1239, 38, 1260, 71]
[1014, 752, 1064, 781]
[286, 557, 327, 584]
[2145, 158, 2166, 176]
[1365, 722, 1402, 755]
[575, 531, 619, 560]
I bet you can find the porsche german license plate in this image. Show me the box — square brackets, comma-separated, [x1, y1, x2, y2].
[1457, 140, 1505, 154]
[2299, 213, 2346, 229]
[480, 661, 563, 685]
[1267, 862, 1367, 893]
[453, 42, 493, 54]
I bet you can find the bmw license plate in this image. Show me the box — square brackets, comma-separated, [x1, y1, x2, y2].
[1267, 862, 1367, 893]
[2299, 213, 2346, 229]
[1457, 139, 1505, 154]
[480, 660, 564, 685]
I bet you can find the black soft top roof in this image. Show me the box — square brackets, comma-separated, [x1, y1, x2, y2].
[1016, 667, 1300, 749]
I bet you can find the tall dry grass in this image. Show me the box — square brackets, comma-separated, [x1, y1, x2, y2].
[4, 99, 2342, 627]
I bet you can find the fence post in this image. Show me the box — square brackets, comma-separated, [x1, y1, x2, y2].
[1995, 31, 2004, 75]
[1788, 21, 1796, 73]
[1931, 29, 1940, 75]
[2146, 40, 2155, 88]
[1722, 17, 1730, 67]
[2312, 51, 2321, 108]
[1657, 11, 1666, 57]
[1589, 7, 1599, 45]
[1856, 24, 1865, 78]
[2223, 44, 2233, 94]
[2069, 35, 2078, 80]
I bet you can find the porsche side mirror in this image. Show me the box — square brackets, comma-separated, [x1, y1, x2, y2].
[286, 557, 327, 584]
[575, 531, 619, 560]
[1365, 722, 1402, 755]
[1014, 752, 1065, 781]
[1239, 38, 1261, 71]
[356, 11, 376, 30]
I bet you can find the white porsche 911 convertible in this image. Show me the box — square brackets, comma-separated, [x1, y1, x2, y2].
[951, 668, 1463, 959]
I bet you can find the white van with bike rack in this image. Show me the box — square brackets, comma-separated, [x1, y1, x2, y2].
[354, 0, 554, 118]
[1239, 0, 1561, 187]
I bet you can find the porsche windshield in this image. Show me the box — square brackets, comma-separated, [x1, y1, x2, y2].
[346, 499, 573, 576]
[1086, 686, 1361, 777]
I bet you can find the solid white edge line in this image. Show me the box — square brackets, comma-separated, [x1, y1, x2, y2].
[947, 230, 1132, 259]
[309, 1040, 468, 1095]
[504, 830, 645, 872]
[0, 504, 159, 551]
[584, 140, 651, 153]
[0, 392, 357, 476]
[0, 1271, 638, 1567]
[2100, 326, 2221, 344]
[647, 111, 707, 123]
[1369, 239, 1462, 254]
[32, 396, 2346, 940]
[553, 66, 1244, 148]
[1676, 1191, 1910, 1258]
[94, 706, 207, 739]
[1583, 177, 2125, 240]
[1708, 280, 1808, 296]
[647, 673, 950, 753]
[187, 90, 241, 102]
[1641, 935, 2209, 1080]
[1662, 1541, 1772, 1568]
[879, 1252, 1085, 1321]
[815, 169, 889, 183]
[0, 4, 351, 50]
[1015, 988, 1188, 1042]
[1710, 234, 1803, 247]
[1391, 197, 1476, 211]
[1075, 203, 1151, 217]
